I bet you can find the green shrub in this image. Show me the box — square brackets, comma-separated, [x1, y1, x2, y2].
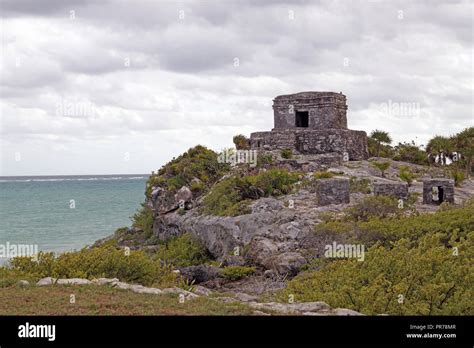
[154, 233, 211, 267]
[281, 149, 293, 159]
[233, 134, 250, 150]
[131, 204, 154, 237]
[220, 266, 256, 280]
[393, 141, 428, 165]
[201, 169, 300, 216]
[313, 171, 335, 179]
[8, 244, 179, 287]
[370, 160, 391, 178]
[257, 153, 274, 168]
[398, 165, 417, 187]
[279, 232, 474, 315]
[146, 145, 229, 197]
[346, 195, 400, 221]
[450, 167, 466, 187]
[314, 199, 474, 248]
[349, 177, 371, 193]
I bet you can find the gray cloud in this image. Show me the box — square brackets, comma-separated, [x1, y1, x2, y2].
[0, 0, 472, 175]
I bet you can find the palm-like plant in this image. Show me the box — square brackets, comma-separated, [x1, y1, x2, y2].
[451, 127, 474, 177]
[426, 136, 453, 166]
[370, 130, 392, 157]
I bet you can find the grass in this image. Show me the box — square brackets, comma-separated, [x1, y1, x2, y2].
[0, 284, 255, 315]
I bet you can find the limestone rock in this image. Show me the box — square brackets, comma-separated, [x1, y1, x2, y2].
[193, 285, 212, 296]
[267, 252, 307, 277]
[37, 277, 56, 286]
[92, 278, 119, 286]
[333, 308, 364, 316]
[174, 186, 193, 205]
[179, 264, 221, 283]
[221, 255, 246, 267]
[234, 292, 258, 302]
[56, 278, 92, 285]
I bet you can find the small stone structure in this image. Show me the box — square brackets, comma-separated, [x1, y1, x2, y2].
[311, 177, 350, 206]
[422, 179, 455, 204]
[373, 181, 408, 200]
[250, 92, 368, 160]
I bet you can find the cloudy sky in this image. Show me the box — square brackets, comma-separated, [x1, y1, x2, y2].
[0, 0, 472, 176]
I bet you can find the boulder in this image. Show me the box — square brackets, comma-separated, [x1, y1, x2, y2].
[92, 278, 119, 286]
[56, 278, 92, 285]
[179, 264, 221, 283]
[267, 252, 307, 277]
[18, 280, 30, 286]
[291, 301, 330, 312]
[37, 277, 56, 286]
[333, 308, 364, 316]
[193, 285, 213, 296]
[221, 255, 246, 267]
[174, 186, 193, 205]
[245, 237, 279, 266]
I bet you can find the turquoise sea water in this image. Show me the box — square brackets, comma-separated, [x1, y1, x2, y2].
[0, 175, 147, 259]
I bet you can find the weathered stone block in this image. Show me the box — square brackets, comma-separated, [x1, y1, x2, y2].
[422, 179, 454, 204]
[312, 177, 350, 206]
[373, 181, 408, 200]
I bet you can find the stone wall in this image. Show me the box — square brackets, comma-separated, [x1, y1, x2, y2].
[309, 177, 350, 206]
[273, 92, 348, 130]
[373, 181, 408, 200]
[422, 179, 455, 204]
[250, 129, 368, 160]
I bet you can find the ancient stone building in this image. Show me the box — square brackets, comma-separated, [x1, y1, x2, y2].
[250, 92, 368, 160]
[373, 181, 408, 200]
[422, 179, 455, 204]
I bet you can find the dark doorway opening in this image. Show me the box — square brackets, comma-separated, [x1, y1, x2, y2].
[438, 186, 444, 204]
[432, 186, 445, 204]
[295, 111, 309, 128]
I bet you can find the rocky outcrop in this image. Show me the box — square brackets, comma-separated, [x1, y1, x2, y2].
[153, 197, 317, 276]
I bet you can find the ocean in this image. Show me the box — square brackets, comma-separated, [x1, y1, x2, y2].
[0, 175, 148, 261]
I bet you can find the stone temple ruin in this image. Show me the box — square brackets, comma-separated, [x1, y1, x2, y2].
[250, 92, 369, 160]
[422, 179, 455, 204]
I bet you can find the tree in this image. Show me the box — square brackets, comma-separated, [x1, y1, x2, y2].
[371, 160, 391, 178]
[451, 127, 474, 177]
[426, 136, 452, 166]
[370, 130, 392, 157]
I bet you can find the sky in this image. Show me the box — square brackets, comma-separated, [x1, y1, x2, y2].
[0, 0, 472, 176]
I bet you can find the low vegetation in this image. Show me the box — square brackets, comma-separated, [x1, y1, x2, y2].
[145, 145, 229, 197]
[201, 169, 300, 216]
[280, 148, 293, 159]
[280, 232, 473, 315]
[398, 165, 417, 187]
[280, 198, 474, 315]
[6, 243, 180, 288]
[220, 266, 256, 281]
[349, 177, 371, 193]
[0, 285, 255, 315]
[370, 160, 391, 178]
[313, 171, 335, 179]
[154, 233, 211, 267]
